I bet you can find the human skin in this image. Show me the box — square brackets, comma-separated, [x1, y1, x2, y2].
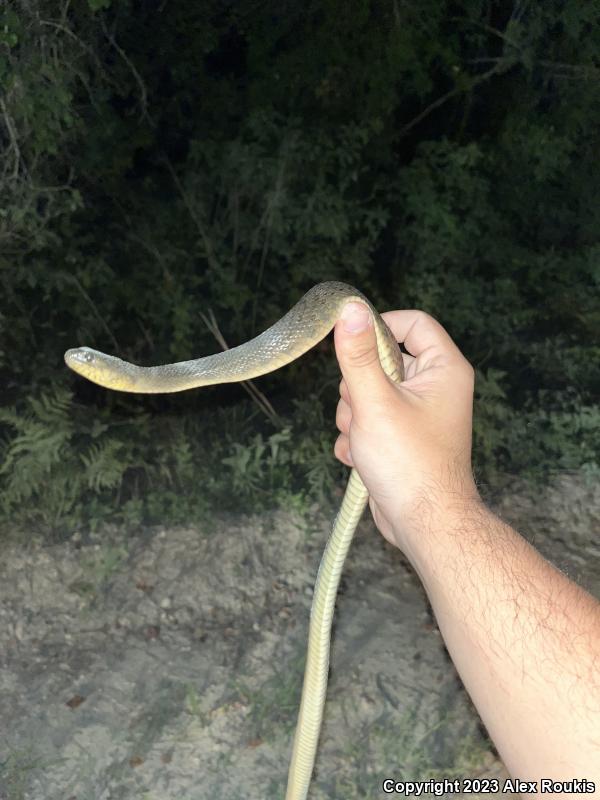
[333, 302, 600, 791]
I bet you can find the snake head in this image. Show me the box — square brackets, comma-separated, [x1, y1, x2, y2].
[64, 347, 138, 391]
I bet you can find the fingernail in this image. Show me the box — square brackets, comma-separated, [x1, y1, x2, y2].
[341, 302, 370, 333]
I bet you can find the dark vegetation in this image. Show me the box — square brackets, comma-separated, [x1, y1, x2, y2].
[1, 1, 598, 538]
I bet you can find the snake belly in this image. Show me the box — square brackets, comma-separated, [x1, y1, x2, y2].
[64, 281, 404, 799]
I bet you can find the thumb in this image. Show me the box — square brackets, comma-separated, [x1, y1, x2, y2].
[334, 301, 390, 409]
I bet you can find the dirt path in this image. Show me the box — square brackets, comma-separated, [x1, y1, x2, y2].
[0, 472, 598, 799]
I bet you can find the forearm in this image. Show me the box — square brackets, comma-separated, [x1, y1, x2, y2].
[332, 305, 599, 783]
[403, 496, 600, 786]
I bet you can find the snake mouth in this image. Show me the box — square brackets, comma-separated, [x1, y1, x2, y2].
[64, 347, 109, 385]
[64, 346, 142, 392]
[64, 347, 100, 379]
[64, 347, 96, 367]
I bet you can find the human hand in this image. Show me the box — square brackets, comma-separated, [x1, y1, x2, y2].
[333, 303, 480, 562]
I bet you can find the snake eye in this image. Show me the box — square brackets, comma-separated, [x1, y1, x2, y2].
[84, 352, 94, 363]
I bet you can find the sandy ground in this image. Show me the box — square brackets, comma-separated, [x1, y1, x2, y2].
[0, 472, 598, 800]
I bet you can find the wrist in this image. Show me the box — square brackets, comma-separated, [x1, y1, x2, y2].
[390, 478, 484, 576]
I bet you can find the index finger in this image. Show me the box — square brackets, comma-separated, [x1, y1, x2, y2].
[380, 309, 464, 361]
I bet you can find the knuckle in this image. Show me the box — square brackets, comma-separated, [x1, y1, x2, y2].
[461, 358, 475, 383]
[334, 435, 350, 465]
[335, 405, 344, 433]
[336, 399, 351, 433]
[412, 309, 437, 328]
[348, 344, 380, 369]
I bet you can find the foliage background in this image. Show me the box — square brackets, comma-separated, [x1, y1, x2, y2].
[1, 0, 598, 538]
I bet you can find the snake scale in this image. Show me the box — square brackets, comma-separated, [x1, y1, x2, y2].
[65, 281, 405, 799]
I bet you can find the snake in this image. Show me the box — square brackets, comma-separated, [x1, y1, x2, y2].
[64, 281, 404, 799]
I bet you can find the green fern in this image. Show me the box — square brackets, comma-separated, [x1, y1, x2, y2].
[81, 440, 127, 492]
[0, 386, 133, 534]
[0, 386, 74, 511]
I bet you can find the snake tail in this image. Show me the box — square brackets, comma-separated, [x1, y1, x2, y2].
[285, 468, 369, 800]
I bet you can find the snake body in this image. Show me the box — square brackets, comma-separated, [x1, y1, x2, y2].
[65, 281, 404, 799]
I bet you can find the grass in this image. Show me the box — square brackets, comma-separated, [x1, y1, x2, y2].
[231, 649, 306, 739]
